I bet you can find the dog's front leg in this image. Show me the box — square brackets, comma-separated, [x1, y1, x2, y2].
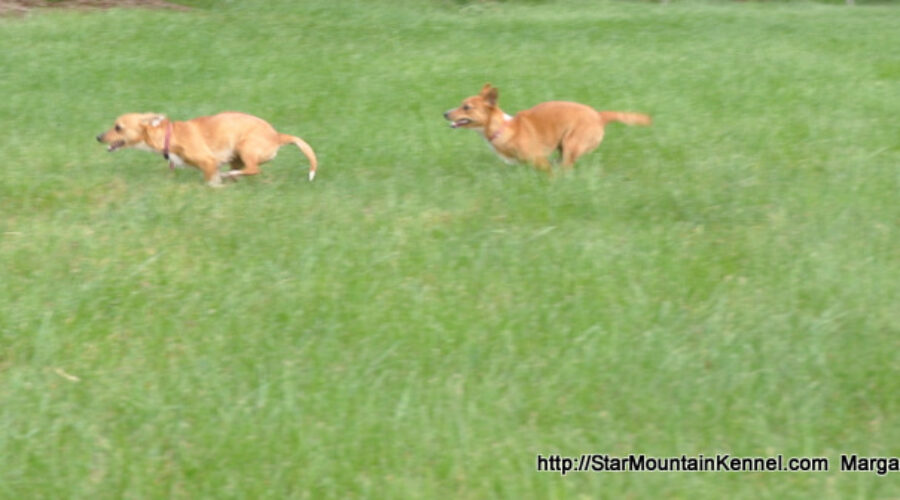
[198, 160, 224, 188]
[531, 156, 553, 174]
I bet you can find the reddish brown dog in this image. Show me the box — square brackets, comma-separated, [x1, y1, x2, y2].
[97, 112, 317, 187]
[444, 84, 650, 172]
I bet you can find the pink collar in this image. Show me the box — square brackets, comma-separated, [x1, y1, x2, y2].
[162, 121, 174, 170]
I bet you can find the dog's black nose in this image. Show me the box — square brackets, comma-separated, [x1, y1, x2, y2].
[96, 134, 103, 142]
[443, 111, 449, 119]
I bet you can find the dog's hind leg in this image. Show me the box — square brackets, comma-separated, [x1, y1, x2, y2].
[223, 149, 264, 181]
[223, 139, 275, 181]
[222, 160, 261, 182]
[236, 159, 261, 177]
[560, 127, 604, 169]
[222, 158, 245, 182]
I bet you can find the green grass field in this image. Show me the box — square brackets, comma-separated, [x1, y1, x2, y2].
[1, 0, 898, 497]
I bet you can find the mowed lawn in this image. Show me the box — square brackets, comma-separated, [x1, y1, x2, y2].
[1, 0, 898, 497]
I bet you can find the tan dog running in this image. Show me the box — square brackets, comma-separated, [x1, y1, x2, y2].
[444, 84, 650, 172]
[97, 111, 317, 186]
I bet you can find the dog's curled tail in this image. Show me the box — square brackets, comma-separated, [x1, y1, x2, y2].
[598, 111, 652, 127]
[280, 134, 318, 181]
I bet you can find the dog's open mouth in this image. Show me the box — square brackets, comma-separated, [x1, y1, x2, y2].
[450, 118, 471, 129]
[107, 140, 126, 152]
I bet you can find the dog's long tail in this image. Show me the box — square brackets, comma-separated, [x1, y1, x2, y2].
[598, 111, 652, 127]
[279, 134, 318, 181]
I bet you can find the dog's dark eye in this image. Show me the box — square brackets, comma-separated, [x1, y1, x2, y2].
[462, 105, 471, 111]
[114, 124, 122, 132]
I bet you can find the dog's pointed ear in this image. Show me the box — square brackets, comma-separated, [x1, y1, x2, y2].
[140, 114, 167, 127]
[479, 83, 493, 96]
[484, 86, 498, 107]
